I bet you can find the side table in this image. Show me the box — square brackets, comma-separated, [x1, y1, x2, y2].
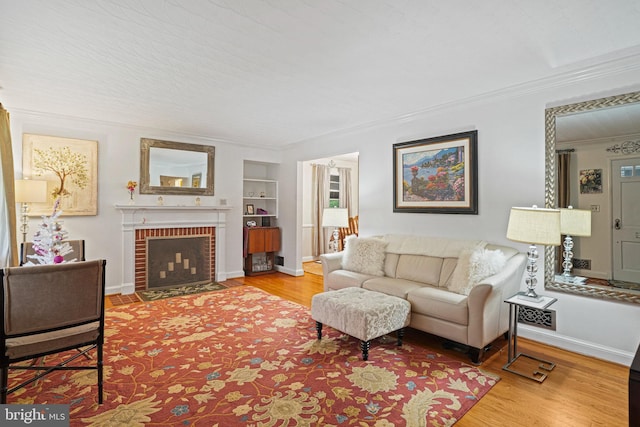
[630, 341, 640, 426]
[503, 292, 557, 382]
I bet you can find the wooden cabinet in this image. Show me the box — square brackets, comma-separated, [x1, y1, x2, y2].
[244, 227, 280, 276]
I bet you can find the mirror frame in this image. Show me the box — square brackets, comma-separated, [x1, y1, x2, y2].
[544, 90, 640, 304]
[140, 138, 215, 196]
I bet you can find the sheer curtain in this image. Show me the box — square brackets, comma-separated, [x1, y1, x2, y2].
[338, 167, 352, 216]
[0, 103, 18, 267]
[311, 164, 330, 256]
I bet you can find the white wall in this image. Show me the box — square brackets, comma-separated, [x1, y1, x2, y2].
[9, 112, 281, 292]
[279, 60, 640, 365]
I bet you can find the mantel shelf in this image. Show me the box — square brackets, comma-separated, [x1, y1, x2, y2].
[114, 204, 232, 212]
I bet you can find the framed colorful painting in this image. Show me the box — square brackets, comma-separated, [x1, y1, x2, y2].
[393, 130, 478, 214]
[22, 134, 98, 216]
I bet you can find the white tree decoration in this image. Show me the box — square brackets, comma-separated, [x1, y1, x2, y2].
[26, 199, 76, 265]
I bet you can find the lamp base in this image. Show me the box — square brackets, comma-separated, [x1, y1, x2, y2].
[517, 293, 544, 303]
[559, 273, 574, 284]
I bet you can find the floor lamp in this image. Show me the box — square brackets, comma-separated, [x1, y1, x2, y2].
[559, 206, 592, 282]
[321, 208, 349, 252]
[507, 206, 561, 302]
[15, 179, 48, 242]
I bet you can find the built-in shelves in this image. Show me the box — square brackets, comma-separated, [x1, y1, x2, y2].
[243, 162, 279, 225]
[243, 161, 280, 276]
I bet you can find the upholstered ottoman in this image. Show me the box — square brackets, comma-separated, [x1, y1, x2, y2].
[311, 287, 411, 360]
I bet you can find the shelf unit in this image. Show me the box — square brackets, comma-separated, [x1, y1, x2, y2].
[243, 178, 278, 225]
[243, 160, 280, 275]
[243, 161, 279, 227]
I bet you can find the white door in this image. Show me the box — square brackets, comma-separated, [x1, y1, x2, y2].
[611, 157, 640, 284]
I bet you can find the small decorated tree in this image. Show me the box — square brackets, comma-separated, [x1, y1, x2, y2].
[26, 199, 75, 265]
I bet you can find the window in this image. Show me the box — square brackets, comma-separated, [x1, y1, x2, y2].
[620, 164, 640, 178]
[329, 174, 340, 208]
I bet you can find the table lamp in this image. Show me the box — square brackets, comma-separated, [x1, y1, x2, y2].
[559, 206, 592, 282]
[15, 179, 48, 242]
[507, 205, 561, 302]
[321, 208, 349, 252]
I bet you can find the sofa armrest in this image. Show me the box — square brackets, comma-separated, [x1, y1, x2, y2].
[466, 252, 527, 349]
[319, 252, 343, 277]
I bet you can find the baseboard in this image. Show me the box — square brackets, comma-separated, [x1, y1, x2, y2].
[109, 282, 134, 296]
[275, 265, 305, 276]
[225, 270, 245, 279]
[519, 324, 634, 366]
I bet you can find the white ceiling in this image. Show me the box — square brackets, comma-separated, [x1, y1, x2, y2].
[556, 102, 640, 143]
[2, 1, 640, 148]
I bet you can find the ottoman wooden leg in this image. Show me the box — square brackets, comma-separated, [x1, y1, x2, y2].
[361, 340, 370, 361]
[397, 328, 405, 346]
[315, 321, 323, 340]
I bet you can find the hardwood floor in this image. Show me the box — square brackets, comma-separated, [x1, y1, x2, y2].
[110, 270, 630, 425]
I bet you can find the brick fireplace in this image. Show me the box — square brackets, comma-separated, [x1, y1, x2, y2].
[116, 205, 230, 295]
[135, 227, 215, 291]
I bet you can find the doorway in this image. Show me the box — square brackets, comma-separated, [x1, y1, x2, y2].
[611, 157, 640, 285]
[301, 153, 359, 263]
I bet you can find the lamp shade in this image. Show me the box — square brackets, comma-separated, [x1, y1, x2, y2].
[560, 207, 591, 237]
[14, 179, 48, 203]
[507, 206, 561, 246]
[321, 208, 349, 228]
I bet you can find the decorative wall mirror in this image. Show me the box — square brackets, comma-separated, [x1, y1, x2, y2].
[544, 90, 640, 304]
[140, 138, 215, 196]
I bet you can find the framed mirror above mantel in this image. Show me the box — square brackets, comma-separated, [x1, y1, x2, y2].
[140, 138, 215, 196]
[544, 90, 640, 305]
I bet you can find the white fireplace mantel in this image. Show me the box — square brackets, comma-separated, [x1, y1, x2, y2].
[115, 204, 232, 294]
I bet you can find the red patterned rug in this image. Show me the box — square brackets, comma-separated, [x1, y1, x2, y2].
[8, 286, 499, 425]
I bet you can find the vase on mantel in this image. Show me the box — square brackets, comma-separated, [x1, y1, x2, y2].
[128, 191, 135, 205]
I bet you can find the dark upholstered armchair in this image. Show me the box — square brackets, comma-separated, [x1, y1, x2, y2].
[0, 259, 106, 403]
[19, 239, 86, 266]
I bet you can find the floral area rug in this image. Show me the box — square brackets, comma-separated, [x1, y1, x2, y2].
[136, 281, 227, 301]
[9, 286, 499, 426]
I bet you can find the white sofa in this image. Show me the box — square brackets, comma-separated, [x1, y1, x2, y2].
[320, 234, 527, 363]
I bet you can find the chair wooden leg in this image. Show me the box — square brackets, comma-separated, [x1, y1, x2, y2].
[1, 367, 8, 404]
[98, 343, 104, 404]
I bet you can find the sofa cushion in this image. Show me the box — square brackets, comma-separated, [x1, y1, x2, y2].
[326, 270, 374, 290]
[342, 236, 387, 276]
[468, 248, 507, 286]
[362, 277, 425, 299]
[440, 258, 458, 288]
[396, 254, 443, 286]
[384, 234, 482, 258]
[383, 253, 400, 278]
[407, 287, 469, 325]
[448, 246, 507, 295]
[448, 248, 474, 294]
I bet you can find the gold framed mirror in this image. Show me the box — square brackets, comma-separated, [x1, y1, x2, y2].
[544, 90, 640, 304]
[140, 138, 215, 196]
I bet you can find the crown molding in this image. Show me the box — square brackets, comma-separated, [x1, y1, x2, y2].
[286, 51, 640, 147]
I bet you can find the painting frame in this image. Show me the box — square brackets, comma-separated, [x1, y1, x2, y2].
[246, 204, 255, 215]
[22, 134, 98, 216]
[579, 169, 602, 194]
[393, 130, 478, 214]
